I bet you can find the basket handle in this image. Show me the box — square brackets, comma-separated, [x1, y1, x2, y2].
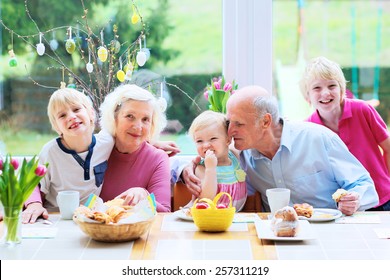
[213, 192, 233, 208]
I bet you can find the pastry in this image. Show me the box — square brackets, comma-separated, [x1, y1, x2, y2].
[332, 189, 348, 202]
[271, 206, 299, 237]
[293, 203, 314, 218]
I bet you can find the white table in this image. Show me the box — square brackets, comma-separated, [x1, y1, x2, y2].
[1, 212, 390, 260]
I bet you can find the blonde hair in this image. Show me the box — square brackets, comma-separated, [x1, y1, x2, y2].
[299, 56, 347, 101]
[47, 88, 96, 134]
[99, 84, 167, 143]
[189, 110, 228, 140]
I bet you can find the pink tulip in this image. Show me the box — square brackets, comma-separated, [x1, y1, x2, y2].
[223, 82, 232, 92]
[203, 90, 209, 100]
[214, 81, 221, 90]
[0, 159, 3, 170]
[10, 158, 19, 170]
[35, 165, 47, 177]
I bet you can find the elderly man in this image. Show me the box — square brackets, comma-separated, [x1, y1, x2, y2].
[183, 85, 378, 215]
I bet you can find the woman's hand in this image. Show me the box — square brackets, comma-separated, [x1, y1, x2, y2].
[22, 202, 49, 224]
[153, 140, 181, 157]
[338, 192, 360, 216]
[182, 156, 202, 197]
[116, 187, 149, 206]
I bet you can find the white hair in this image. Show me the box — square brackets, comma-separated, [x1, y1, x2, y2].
[99, 84, 167, 143]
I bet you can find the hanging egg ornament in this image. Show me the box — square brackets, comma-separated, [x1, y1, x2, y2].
[136, 51, 147, 67]
[36, 33, 45, 56]
[8, 51, 17, 67]
[117, 70, 125, 82]
[36, 43, 45, 56]
[97, 46, 108, 62]
[65, 39, 76, 54]
[124, 63, 134, 73]
[86, 62, 93, 73]
[67, 84, 76, 89]
[142, 48, 151, 61]
[131, 13, 140, 24]
[110, 40, 121, 54]
[158, 97, 167, 113]
[125, 70, 133, 81]
[50, 39, 58, 51]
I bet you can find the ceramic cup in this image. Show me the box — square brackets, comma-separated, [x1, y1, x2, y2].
[56, 191, 79, 220]
[266, 188, 290, 215]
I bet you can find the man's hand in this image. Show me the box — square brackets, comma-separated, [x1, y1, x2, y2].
[153, 141, 181, 157]
[182, 156, 202, 197]
[22, 202, 49, 224]
[338, 192, 360, 216]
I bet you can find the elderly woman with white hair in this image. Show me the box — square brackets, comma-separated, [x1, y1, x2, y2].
[99, 84, 171, 212]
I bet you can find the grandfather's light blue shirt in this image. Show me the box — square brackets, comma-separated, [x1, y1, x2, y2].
[240, 120, 379, 211]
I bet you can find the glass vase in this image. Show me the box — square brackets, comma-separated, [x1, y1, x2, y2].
[1, 206, 22, 246]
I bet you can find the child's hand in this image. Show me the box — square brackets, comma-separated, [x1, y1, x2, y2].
[204, 150, 217, 169]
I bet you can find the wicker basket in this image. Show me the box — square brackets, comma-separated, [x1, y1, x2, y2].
[74, 216, 155, 242]
[191, 192, 236, 232]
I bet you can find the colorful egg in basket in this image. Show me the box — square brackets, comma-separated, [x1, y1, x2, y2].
[191, 192, 236, 232]
[73, 215, 155, 243]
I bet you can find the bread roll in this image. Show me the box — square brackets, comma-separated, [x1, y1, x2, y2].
[271, 206, 299, 237]
[332, 189, 348, 202]
[293, 203, 314, 218]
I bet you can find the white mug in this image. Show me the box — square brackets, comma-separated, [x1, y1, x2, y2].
[56, 191, 80, 220]
[266, 188, 290, 215]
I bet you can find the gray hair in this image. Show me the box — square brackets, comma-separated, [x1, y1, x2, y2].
[253, 94, 280, 125]
[99, 84, 167, 143]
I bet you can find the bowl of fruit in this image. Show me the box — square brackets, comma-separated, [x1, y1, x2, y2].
[191, 192, 235, 232]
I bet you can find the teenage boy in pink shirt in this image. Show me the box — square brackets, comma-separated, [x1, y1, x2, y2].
[300, 56, 390, 211]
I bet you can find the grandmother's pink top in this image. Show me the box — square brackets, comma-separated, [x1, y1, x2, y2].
[307, 98, 390, 207]
[100, 141, 171, 212]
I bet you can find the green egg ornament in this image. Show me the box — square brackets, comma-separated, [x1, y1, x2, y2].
[65, 39, 76, 54]
[9, 57, 17, 67]
[110, 40, 121, 54]
[67, 84, 76, 89]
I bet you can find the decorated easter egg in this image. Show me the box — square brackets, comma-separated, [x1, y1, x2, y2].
[65, 39, 76, 54]
[9, 57, 17, 67]
[67, 84, 76, 89]
[86, 62, 93, 73]
[125, 70, 132, 81]
[110, 40, 121, 54]
[49, 39, 59, 51]
[36, 43, 45, 56]
[136, 51, 146, 67]
[97, 47, 108, 62]
[124, 63, 134, 73]
[131, 13, 140, 24]
[116, 70, 125, 82]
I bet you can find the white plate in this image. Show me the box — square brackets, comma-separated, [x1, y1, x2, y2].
[173, 209, 193, 221]
[298, 208, 342, 222]
[255, 220, 316, 241]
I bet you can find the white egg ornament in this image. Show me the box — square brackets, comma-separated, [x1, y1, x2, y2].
[136, 50, 146, 67]
[36, 33, 45, 56]
[49, 39, 59, 51]
[86, 62, 93, 73]
[36, 43, 45, 56]
[125, 70, 133, 81]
